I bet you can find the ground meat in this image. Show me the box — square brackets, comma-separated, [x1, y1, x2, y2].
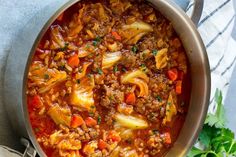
[120, 50, 137, 68]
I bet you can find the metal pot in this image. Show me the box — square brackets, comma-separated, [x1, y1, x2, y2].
[3, 0, 210, 156]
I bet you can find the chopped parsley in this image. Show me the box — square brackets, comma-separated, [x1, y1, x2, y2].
[77, 79, 80, 84]
[97, 115, 101, 125]
[131, 45, 138, 53]
[114, 65, 118, 73]
[93, 36, 102, 46]
[44, 74, 49, 79]
[97, 68, 103, 75]
[156, 95, 162, 102]
[152, 49, 158, 56]
[140, 63, 147, 72]
[59, 42, 69, 51]
[122, 67, 127, 72]
[152, 129, 159, 134]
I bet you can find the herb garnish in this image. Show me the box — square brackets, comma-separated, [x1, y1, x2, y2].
[188, 89, 236, 157]
[59, 42, 69, 51]
[97, 68, 103, 75]
[131, 45, 138, 53]
[114, 65, 118, 73]
[93, 36, 102, 46]
[97, 115, 101, 125]
[44, 74, 49, 79]
[156, 95, 162, 102]
[152, 49, 158, 56]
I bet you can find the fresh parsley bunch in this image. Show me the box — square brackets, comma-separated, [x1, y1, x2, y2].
[188, 89, 236, 157]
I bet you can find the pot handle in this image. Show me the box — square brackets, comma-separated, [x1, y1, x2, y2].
[172, 0, 204, 26]
[21, 138, 37, 157]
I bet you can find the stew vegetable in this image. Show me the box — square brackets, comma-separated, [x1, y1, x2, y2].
[27, 0, 190, 156]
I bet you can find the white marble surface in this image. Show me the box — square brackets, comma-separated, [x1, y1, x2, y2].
[0, 0, 236, 154]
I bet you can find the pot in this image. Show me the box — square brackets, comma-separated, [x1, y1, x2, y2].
[3, 0, 210, 156]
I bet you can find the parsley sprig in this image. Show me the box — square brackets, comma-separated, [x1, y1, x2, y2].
[188, 89, 236, 157]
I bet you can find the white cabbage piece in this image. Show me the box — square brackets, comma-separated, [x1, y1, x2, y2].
[70, 76, 95, 111]
[155, 48, 168, 69]
[115, 113, 148, 129]
[47, 104, 71, 127]
[102, 51, 122, 69]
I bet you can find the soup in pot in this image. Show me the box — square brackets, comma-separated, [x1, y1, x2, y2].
[26, 0, 190, 156]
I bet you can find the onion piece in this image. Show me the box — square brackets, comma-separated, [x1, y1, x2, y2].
[115, 113, 148, 129]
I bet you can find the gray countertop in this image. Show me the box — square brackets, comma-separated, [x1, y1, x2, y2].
[0, 0, 60, 151]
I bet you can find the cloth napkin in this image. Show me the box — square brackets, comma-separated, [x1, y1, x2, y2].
[0, 0, 235, 156]
[187, 0, 236, 112]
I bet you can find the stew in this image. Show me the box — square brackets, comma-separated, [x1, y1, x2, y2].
[26, 0, 190, 156]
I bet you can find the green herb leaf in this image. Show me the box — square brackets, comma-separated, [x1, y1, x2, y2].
[77, 79, 80, 84]
[44, 74, 49, 79]
[97, 68, 103, 75]
[156, 95, 162, 102]
[188, 89, 236, 157]
[93, 36, 102, 46]
[97, 115, 101, 125]
[152, 49, 158, 56]
[114, 65, 118, 73]
[131, 45, 138, 53]
[59, 42, 69, 51]
[205, 89, 226, 128]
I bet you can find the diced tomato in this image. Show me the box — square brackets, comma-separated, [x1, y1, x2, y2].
[111, 31, 122, 41]
[98, 139, 107, 150]
[67, 54, 80, 68]
[107, 130, 121, 142]
[85, 117, 97, 127]
[28, 95, 42, 109]
[125, 92, 136, 105]
[162, 132, 172, 144]
[71, 114, 84, 128]
[57, 13, 64, 21]
[167, 68, 178, 81]
[176, 80, 182, 95]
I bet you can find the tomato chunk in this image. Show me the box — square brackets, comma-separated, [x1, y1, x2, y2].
[167, 68, 178, 81]
[107, 130, 121, 142]
[71, 114, 84, 128]
[162, 132, 172, 144]
[111, 31, 122, 41]
[98, 139, 107, 150]
[68, 54, 80, 68]
[176, 80, 182, 95]
[85, 117, 97, 127]
[125, 92, 136, 105]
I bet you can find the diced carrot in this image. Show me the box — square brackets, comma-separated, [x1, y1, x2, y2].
[29, 95, 42, 109]
[85, 117, 97, 127]
[111, 31, 122, 41]
[71, 114, 84, 128]
[125, 92, 136, 105]
[67, 54, 80, 68]
[98, 139, 107, 150]
[176, 80, 182, 95]
[163, 132, 172, 144]
[107, 130, 121, 142]
[167, 68, 178, 81]
[57, 13, 64, 21]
